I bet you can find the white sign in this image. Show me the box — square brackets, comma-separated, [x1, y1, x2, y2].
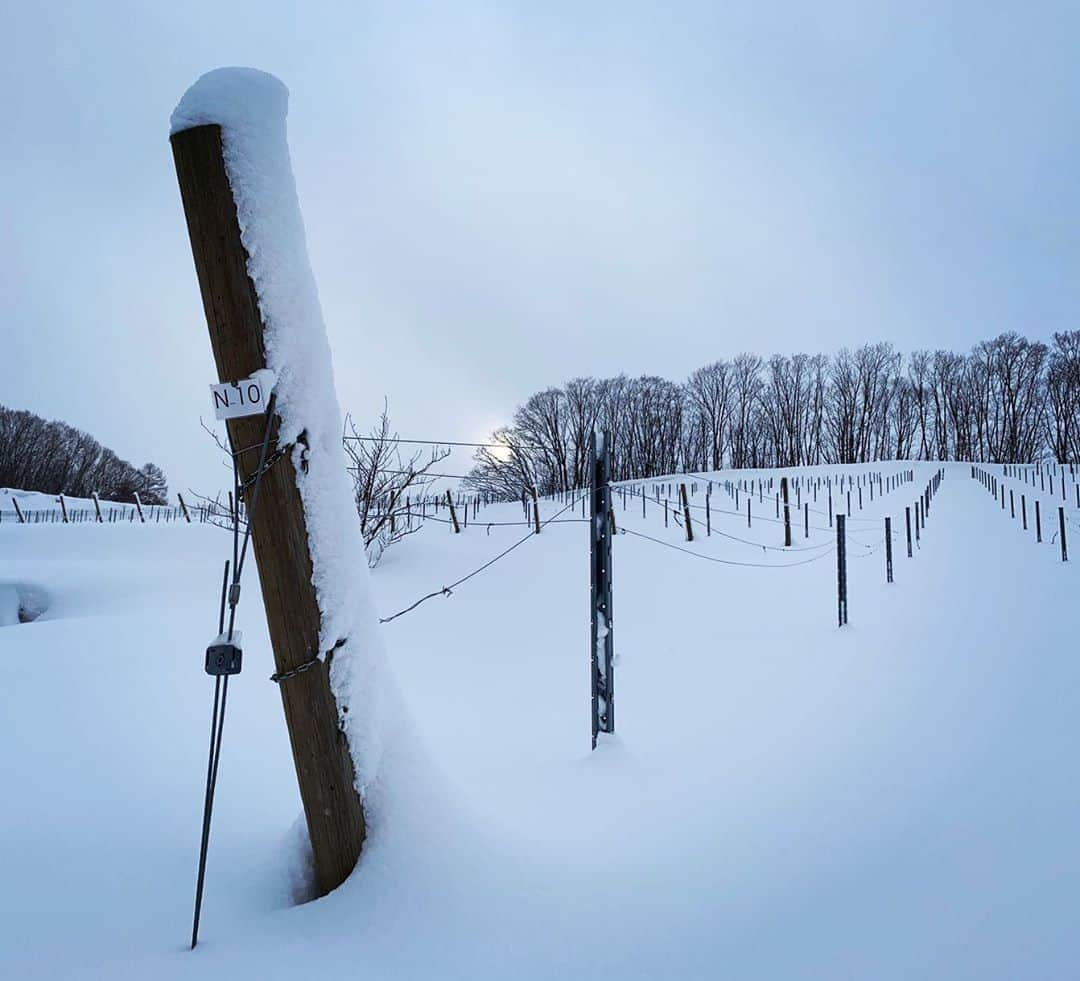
[210, 373, 272, 420]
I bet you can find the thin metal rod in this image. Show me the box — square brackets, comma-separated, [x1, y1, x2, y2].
[191, 676, 223, 949]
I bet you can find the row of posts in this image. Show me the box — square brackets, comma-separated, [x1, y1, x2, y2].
[836, 468, 944, 627]
[972, 465, 1068, 561]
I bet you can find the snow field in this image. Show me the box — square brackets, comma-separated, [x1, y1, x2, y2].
[1, 460, 1078, 979]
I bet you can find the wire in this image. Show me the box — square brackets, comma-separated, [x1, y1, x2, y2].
[343, 436, 545, 450]
[618, 526, 837, 569]
[347, 466, 475, 481]
[379, 498, 579, 624]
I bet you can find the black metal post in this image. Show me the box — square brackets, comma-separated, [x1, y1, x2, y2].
[590, 432, 615, 750]
[885, 516, 893, 583]
[836, 514, 848, 626]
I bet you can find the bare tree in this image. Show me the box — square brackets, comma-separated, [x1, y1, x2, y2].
[343, 403, 450, 567]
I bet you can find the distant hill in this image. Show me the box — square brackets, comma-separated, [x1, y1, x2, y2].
[0, 405, 168, 505]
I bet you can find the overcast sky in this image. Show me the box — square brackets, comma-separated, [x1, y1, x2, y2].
[3, 2, 1078, 493]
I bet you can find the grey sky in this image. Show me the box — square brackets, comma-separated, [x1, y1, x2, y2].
[2, 2, 1078, 493]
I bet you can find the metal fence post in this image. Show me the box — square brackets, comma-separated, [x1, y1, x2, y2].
[590, 431, 615, 749]
[836, 513, 848, 626]
[885, 516, 893, 583]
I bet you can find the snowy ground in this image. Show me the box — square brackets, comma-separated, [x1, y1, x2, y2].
[2, 461, 1078, 979]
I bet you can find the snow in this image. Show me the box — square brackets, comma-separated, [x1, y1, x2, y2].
[172, 68, 391, 791]
[2, 461, 1079, 978]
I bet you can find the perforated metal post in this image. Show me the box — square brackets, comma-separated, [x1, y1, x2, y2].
[836, 514, 848, 626]
[885, 516, 893, 583]
[590, 431, 615, 749]
[781, 476, 791, 547]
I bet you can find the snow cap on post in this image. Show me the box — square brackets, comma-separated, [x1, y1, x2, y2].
[171, 67, 386, 783]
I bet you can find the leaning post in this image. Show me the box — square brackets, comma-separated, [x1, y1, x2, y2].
[679, 483, 694, 542]
[446, 490, 461, 533]
[170, 70, 366, 901]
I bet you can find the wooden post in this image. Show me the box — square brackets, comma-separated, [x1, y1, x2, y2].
[1059, 507, 1068, 562]
[171, 120, 365, 898]
[1022, 494, 1028, 530]
[133, 492, 145, 523]
[679, 483, 693, 542]
[905, 506, 912, 557]
[178, 492, 192, 523]
[92, 492, 103, 523]
[57, 494, 69, 524]
[11, 496, 24, 524]
[1036, 500, 1042, 543]
[530, 486, 541, 534]
[446, 490, 461, 533]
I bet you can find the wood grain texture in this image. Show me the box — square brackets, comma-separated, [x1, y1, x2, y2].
[170, 124, 365, 897]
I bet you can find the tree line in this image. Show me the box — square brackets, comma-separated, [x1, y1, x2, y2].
[0, 405, 169, 504]
[465, 331, 1080, 497]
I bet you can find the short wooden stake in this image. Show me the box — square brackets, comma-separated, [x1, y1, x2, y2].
[530, 486, 541, 534]
[679, 483, 693, 542]
[447, 490, 461, 533]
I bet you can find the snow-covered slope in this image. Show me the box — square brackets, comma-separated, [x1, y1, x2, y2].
[1, 461, 1078, 979]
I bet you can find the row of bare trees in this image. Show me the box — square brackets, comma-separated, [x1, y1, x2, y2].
[0, 405, 168, 504]
[465, 332, 1080, 497]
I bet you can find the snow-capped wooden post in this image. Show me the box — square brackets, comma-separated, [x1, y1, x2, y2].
[133, 492, 145, 523]
[170, 69, 366, 898]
